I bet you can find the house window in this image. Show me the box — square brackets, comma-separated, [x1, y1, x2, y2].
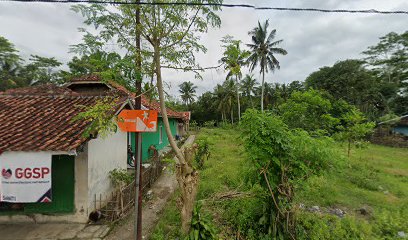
[159, 125, 163, 144]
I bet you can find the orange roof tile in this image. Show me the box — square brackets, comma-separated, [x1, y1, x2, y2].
[0, 88, 128, 152]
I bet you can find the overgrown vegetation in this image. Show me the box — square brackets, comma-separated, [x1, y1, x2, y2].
[71, 97, 120, 138]
[109, 168, 134, 186]
[194, 138, 210, 170]
[185, 203, 217, 240]
[241, 110, 336, 239]
[151, 127, 408, 239]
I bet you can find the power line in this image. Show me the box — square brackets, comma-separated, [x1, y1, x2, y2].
[1, 0, 408, 15]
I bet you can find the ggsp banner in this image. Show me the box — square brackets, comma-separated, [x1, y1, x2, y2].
[0, 152, 52, 203]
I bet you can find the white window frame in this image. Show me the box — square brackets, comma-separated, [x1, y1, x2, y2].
[159, 125, 163, 144]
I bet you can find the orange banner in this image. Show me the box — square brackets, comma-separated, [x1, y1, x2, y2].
[117, 110, 158, 132]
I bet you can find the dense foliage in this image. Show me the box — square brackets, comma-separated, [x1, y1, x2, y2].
[0, 36, 62, 91]
[71, 97, 120, 138]
[180, 31, 408, 125]
[241, 109, 335, 239]
[279, 89, 339, 134]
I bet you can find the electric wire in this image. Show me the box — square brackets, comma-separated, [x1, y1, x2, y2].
[0, 0, 407, 15]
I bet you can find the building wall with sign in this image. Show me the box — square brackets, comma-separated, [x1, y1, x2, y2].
[132, 117, 178, 162]
[0, 127, 128, 223]
[0, 153, 85, 222]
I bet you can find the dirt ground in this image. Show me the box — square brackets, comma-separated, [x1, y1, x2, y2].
[105, 135, 197, 240]
[105, 170, 177, 240]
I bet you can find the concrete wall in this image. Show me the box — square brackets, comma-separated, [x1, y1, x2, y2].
[74, 145, 89, 221]
[87, 129, 127, 211]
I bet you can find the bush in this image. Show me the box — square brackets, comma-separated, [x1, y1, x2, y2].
[240, 109, 337, 239]
[203, 120, 216, 128]
[186, 203, 217, 240]
[221, 194, 267, 239]
[219, 121, 234, 129]
[297, 211, 372, 240]
[109, 168, 134, 186]
[195, 138, 210, 169]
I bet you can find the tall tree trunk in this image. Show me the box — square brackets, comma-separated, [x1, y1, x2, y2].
[261, 69, 265, 112]
[236, 75, 241, 121]
[155, 46, 184, 163]
[154, 44, 198, 234]
[230, 108, 234, 124]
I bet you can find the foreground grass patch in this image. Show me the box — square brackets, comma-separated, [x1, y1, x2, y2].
[151, 128, 408, 239]
[297, 144, 408, 212]
[151, 127, 247, 239]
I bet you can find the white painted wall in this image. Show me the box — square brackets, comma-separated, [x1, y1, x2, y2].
[74, 146, 89, 220]
[87, 129, 127, 211]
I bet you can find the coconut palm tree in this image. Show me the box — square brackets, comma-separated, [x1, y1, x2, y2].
[222, 79, 237, 123]
[213, 80, 236, 123]
[241, 74, 258, 107]
[178, 81, 197, 107]
[247, 20, 287, 112]
[213, 84, 228, 122]
[220, 36, 250, 121]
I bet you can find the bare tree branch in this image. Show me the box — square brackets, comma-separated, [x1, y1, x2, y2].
[162, 63, 223, 71]
[161, 8, 200, 49]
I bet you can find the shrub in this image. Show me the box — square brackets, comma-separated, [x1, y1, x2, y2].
[296, 211, 372, 240]
[109, 168, 134, 187]
[203, 120, 216, 128]
[186, 203, 217, 240]
[195, 138, 210, 169]
[241, 109, 336, 239]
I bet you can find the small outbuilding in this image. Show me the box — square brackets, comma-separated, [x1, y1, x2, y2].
[0, 77, 188, 223]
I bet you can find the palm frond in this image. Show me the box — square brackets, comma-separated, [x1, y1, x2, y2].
[266, 29, 276, 44]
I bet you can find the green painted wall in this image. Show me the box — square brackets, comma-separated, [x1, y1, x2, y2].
[130, 117, 178, 162]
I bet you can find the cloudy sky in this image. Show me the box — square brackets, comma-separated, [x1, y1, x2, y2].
[1, 0, 407, 97]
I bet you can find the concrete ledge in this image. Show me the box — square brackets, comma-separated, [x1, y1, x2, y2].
[0, 212, 88, 224]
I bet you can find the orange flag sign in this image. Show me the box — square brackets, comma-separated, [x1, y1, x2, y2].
[117, 110, 158, 132]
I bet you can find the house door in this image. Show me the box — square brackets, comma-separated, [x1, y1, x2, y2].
[25, 155, 75, 213]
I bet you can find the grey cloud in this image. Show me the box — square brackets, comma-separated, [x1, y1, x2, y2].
[0, 0, 407, 97]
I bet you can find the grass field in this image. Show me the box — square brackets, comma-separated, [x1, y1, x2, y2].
[297, 143, 408, 213]
[151, 127, 408, 239]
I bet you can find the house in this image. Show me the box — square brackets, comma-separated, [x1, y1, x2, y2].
[0, 77, 188, 223]
[377, 114, 408, 136]
[373, 114, 408, 147]
[63, 75, 189, 163]
[392, 115, 408, 136]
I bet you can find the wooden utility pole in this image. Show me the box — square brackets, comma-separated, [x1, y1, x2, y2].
[134, 0, 142, 239]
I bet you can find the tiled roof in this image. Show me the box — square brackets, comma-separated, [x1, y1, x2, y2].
[0, 91, 128, 152]
[0, 76, 188, 151]
[67, 75, 185, 120]
[107, 81, 185, 120]
[141, 96, 185, 120]
[1, 84, 79, 96]
[70, 74, 102, 82]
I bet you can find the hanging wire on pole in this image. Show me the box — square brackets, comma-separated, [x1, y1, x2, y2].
[1, 0, 408, 15]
